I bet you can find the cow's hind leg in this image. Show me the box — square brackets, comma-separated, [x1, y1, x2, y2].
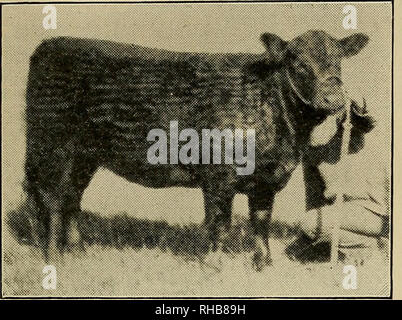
[26, 148, 75, 262]
[61, 154, 98, 250]
[25, 138, 97, 262]
[24, 176, 46, 248]
[41, 142, 78, 262]
[43, 152, 97, 260]
[24, 146, 67, 256]
[248, 188, 275, 271]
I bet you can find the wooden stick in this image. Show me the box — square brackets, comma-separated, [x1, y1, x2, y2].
[330, 95, 352, 267]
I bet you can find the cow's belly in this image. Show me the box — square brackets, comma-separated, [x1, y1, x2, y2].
[91, 119, 300, 193]
[234, 157, 299, 194]
[98, 149, 300, 192]
[102, 158, 199, 189]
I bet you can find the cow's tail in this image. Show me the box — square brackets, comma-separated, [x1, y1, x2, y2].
[25, 39, 86, 191]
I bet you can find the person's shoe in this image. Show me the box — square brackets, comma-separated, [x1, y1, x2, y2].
[285, 234, 346, 263]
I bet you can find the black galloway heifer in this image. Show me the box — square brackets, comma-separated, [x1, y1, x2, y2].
[25, 30, 372, 269]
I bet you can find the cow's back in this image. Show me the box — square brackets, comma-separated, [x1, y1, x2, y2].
[26, 37, 269, 187]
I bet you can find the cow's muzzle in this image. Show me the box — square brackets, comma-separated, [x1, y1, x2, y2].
[315, 77, 346, 114]
[320, 93, 345, 114]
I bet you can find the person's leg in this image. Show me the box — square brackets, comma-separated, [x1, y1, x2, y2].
[287, 202, 388, 263]
[299, 202, 388, 240]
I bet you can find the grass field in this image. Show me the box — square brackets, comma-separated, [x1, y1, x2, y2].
[2, 206, 390, 297]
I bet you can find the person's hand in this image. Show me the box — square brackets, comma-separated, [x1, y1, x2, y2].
[309, 114, 338, 146]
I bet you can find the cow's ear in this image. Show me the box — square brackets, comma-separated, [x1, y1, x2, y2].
[339, 33, 369, 57]
[260, 33, 288, 63]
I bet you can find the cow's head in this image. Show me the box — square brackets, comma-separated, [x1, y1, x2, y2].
[261, 30, 369, 114]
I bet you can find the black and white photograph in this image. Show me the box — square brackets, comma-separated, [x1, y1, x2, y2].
[1, 1, 394, 298]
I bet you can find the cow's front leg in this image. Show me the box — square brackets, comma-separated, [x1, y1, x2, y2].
[202, 187, 234, 251]
[248, 189, 274, 271]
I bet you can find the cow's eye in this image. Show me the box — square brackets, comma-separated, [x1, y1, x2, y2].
[293, 61, 309, 75]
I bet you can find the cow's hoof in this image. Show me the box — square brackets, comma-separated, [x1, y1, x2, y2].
[252, 251, 272, 272]
[45, 246, 63, 264]
[66, 219, 82, 245]
[30, 230, 41, 247]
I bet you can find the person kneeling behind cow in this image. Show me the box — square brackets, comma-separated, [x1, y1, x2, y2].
[287, 94, 390, 264]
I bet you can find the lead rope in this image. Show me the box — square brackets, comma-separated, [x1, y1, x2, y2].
[286, 68, 312, 105]
[329, 88, 352, 268]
